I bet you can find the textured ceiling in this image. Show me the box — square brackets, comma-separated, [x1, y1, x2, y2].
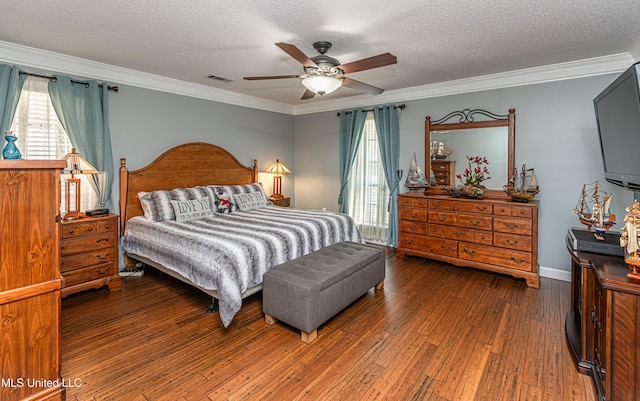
[1, 0, 640, 106]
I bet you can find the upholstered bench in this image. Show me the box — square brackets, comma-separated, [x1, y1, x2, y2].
[262, 241, 385, 343]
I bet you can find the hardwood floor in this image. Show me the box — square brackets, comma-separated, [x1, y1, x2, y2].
[61, 248, 596, 401]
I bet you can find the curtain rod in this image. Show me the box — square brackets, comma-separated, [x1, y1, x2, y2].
[19, 71, 119, 92]
[336, 104, 405, 116]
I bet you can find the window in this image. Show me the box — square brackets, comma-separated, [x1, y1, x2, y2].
[10, 76, 97, 213]
[347, 112, 390, 243]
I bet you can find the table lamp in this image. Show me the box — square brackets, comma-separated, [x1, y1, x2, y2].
[62, 148, 99, 220]
[263, 159, 292, 199]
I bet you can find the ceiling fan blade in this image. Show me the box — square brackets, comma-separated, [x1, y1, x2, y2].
[341, 77, 385, 95]
[339, 53, 397, 74]
[243, 74, 302, 80]
[301, 89, 316, 100]
[276, 42, 317, 68]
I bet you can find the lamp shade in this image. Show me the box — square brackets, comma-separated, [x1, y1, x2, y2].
[263, 159, 292, 175]
[63, 148, 99, 174]
[301, 75, 343, 96]
[263, 159, 291, 199]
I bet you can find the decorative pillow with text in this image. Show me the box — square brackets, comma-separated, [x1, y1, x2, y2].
[233, 192, 268, 211]
[170, 196, 215, 222]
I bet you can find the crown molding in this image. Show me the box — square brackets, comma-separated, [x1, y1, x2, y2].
[0, 40, 295, 115]
[292, 53, 635, 115]
[0, 40, 634, 117]
[630, 39, 640, 62]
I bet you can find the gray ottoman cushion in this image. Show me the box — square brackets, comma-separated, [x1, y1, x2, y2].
[262, 241, 385, 337]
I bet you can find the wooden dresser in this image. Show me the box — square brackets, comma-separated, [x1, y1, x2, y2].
[397, 193, 539, 288]
[430, 160, 455, 186]
[566, 241, 640, 401]
[0, 160, 66, 401]
[60, 214, 121, 297]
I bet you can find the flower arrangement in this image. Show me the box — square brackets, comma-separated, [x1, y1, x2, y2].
[456, 155, 490, 187]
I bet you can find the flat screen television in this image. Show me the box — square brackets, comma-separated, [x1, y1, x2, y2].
[593, 61, 640, 191]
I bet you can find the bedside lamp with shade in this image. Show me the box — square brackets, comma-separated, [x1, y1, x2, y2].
[62, 148, 99, 220]
[263, 159, 292, 199]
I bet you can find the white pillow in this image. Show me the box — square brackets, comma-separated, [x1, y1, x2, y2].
[233, 192, 268, 211]
[138, 191, 153, 219]
[170, 196, 215, 222]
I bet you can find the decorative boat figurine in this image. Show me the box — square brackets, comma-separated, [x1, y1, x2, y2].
[572, 181, 616, 240]
[620, 199, 640, 282]
[504, 164, 539, 202]
[404, 153, 430, 191]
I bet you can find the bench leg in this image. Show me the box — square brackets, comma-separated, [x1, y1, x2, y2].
[265, 314, 277, 325]
[301, 329, 318, 344]
[375, 280, 384, 290]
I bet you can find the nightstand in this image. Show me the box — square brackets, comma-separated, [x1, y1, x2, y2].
[269, 196, 290, 207]
[60, 214, 122, 297]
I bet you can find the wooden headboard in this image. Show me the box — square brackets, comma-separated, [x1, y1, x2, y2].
[119, 142, 258, 235]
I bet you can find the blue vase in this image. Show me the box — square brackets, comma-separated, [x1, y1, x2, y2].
[3, 135, 22, 159]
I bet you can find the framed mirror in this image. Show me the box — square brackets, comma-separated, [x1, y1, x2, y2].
[425, 108, 515, 199]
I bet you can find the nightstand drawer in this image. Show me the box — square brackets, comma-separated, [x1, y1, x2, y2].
[60, 233, 114, 256]
[61, 249, 115, 272]
[63, 263, 113, 287]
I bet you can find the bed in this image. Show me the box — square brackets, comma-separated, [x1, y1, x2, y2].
[119, 142, 363, 327]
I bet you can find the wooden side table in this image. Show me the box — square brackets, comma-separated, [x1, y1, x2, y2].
[269, 196, 290, 207]
[60, 214, 122, 297]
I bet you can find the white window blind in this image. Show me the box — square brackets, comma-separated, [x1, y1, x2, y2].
[10, 77, 97, 213]
[347, 112, 390, 243]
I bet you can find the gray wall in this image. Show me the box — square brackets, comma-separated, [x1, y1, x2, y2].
[109, 85, 295, 204]
[293, 74, 634, 276]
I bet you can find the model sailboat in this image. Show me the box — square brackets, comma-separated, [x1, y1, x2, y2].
[404, 153, 429, 191]
[503, 164, 539, 202]
[572, 181, 616, 240]
[620, 199, 640, 281]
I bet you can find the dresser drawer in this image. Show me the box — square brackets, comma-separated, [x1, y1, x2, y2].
[494, 232, 532, 251]
[400, 221, 426, 235]
[400, 234, 457, 257]
[493, 217, 532, 235]
[458, 213, 492, 230]
[60, 233, 114, 256]
[427, 199, 458, 210]
[427, 210, 458, 226]
[400, 207, 427, 222]
[458, 242, 533, 272]
[63, 263, 113, 287]
[474, 230, 493, 245]
[60, 249, 115, 272]
[493, 204, 533, 218]
[443, 225, 473, 242]
[399, 197, 427, 207]
[457, 202, 492, 214]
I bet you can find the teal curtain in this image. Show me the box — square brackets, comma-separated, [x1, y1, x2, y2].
[373, 104, 400, 246]
[48, 76, 114, 210]
[338, 108, 367, 213]
[0, 64, 26, 134]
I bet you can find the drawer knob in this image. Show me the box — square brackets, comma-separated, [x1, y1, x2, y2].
[69, 230, 74, 234]
[96, 238, 110, 243]
[87, 227, 93, 231]
[96, 267, 110, 274]
[506, 223, 519, 229]
[105, 224, 110, 229]
[97, 253, 109, 260]
[510, 256, 525, 264]
[506, 239, 519, 245]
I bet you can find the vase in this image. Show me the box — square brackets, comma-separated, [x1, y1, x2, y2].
[3, 135, 22, 159]
[463, 184, 484, 199]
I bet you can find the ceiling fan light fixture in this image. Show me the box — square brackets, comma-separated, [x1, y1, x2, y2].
[301, 75, 343, 96]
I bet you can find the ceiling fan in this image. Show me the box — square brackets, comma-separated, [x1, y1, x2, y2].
[244, 41, 397, 100]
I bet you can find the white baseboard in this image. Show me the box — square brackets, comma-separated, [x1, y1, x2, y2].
[539, 265, 571, 282]
[119, 270, 144, 277]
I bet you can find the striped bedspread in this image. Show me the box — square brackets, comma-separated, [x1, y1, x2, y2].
[121, 205, 363, 327]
